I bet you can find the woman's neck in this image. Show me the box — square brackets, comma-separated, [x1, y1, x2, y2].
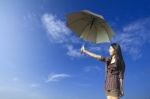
[112, 54, 116, 59]
[110, 55, 116, 63]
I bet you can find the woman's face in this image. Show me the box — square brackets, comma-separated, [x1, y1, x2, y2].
[109, 46, 115, 56]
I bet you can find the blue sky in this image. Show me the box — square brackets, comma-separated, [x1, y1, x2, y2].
[0, 0, 150, 99]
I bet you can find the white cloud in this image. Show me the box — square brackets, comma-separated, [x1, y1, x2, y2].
[41, 13, 84, 58]
[45, 73, 71, 83]
[41, 13, 71, 43]
[66, 44, 82, 58]
[113, 17, 150, 60]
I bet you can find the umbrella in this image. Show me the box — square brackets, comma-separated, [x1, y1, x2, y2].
[66, 10, 115, 44]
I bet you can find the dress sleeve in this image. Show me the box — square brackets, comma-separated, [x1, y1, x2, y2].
[98, 56, 111, 62]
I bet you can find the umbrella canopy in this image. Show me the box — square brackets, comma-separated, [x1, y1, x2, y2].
[66, 10, 115, 44]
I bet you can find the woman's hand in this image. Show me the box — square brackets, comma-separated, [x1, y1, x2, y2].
[120, 79, 124, 97]
[80, 45, 85, 53]
[120, 84, 124, 96]
[120, 87, 124, 97]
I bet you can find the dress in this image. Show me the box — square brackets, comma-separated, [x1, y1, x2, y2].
[99, 55, 124, 97]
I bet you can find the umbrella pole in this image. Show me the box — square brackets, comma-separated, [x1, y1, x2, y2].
[82, 41, 86, 47]
[110, 39, 113, 44]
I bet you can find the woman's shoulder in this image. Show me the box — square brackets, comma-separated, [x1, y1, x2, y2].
[100, 55, 111, 62]
[106, 56, 112, 61]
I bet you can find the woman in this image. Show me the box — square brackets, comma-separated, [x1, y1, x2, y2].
[80, 43, 125, 99]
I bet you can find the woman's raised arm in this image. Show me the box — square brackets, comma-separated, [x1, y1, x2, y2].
[80, 45, 108, 62]
[80, 46, 103, 60]
[83, 49, 102, 59]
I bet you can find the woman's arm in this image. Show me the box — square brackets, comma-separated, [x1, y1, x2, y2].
[120, 79, 123, 88]
[84, 49, 101, 59]
[80, 45, 107, 61]
[81, 48, 102, 60]
[120, 79, 124, 96]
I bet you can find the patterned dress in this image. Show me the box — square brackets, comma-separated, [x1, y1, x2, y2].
[99, 55, 124, 96]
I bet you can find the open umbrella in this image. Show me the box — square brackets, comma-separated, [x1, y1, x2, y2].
[66, 10, 115, 44]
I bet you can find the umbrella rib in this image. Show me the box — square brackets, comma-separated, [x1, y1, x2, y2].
[102, 23, 111, 41]
[84, 17, 95, 41]
[97, 21, 111, 42]
[82, 18, 96, 42]
[85, 23, 94, 40]
[67, 17, 91, 26]
[80, 22, 92, 37]
[93, 24, 98, 43]
[89, 18, 95, 29]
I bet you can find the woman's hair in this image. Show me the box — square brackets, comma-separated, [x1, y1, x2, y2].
[110, 43, 125, 74]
